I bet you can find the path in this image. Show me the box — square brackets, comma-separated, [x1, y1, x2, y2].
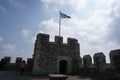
[0, 71, 97, 80]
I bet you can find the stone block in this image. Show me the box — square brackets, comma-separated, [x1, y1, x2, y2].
[93, 52, 106, 70]
[4, 56, 11, 64]
[55, 36, 63, 44]
[67, 38, 78, 45]
[83, 55, 92, 68]
[109, 49, 120, 73]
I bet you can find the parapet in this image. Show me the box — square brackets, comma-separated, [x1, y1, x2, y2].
[93, 52, 106, 67]
[37, 33, 49, 39]
[94, 52, 105, 58]
[15, 57, 22, 64]
[55, 36, 63, 44]
[83, 55, 92, 67]
[4, 56, 11, 64]
[109, 49, 120, 57]
[109, 49, 120, 64]
[35, 33, 50, 49]
[67, 38, 78, 45]
[35, 33, 79, 46]
[36, 33, 49, 43]
[83, 55, 92, 60]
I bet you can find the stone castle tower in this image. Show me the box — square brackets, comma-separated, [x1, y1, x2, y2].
[32, 33, 82, 75]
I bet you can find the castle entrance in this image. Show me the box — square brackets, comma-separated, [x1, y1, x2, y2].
[59, 60, 68, 74]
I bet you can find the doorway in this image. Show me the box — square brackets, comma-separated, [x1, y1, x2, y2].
[59, 60, 67, 74]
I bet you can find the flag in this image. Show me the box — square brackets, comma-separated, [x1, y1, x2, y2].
[60, 12, 71, 18]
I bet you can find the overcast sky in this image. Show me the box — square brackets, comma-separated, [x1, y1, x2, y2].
[0, 0, 120, 63]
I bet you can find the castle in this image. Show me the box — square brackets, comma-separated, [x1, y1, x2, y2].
[32, 33, 120, 76]
[1, 33, 120, 77]
[32, 33, 82, 74]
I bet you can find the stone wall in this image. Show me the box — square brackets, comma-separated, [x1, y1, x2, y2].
[32, 33, 120, 75]
[0, 57, 33, 72]
[1, 33, 120, 77]
[0, 48, 120, 77]
[32, 33, 81, 75]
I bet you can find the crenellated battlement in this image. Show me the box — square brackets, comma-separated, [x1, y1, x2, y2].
[0, 57, 33, 71]
[55, 36, 63, 44]
[32, 33, 120, 75]
[67, 38, 78, 45]
[36, 33, 78, 45]
[36, 33, 49, 44]
[1, 33, 120, 76]
[37, 33, 49, 39]
[1, 49, 120, 74]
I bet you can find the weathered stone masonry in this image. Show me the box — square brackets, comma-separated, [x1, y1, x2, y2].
[1, 33, 120, 77]
[32, 33, 82, 74]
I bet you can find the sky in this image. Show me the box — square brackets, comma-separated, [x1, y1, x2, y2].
[0, 0, 120, 63]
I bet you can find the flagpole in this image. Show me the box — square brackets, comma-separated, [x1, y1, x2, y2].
[59, 10, 61, 36]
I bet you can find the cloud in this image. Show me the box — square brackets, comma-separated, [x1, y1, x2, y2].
[0, 36, 3, 43]
[41, 0, 65, 7]
[0, 44, 16, 62]
[111, 5, 120, 18]
[3, 44, 15, 53]
[39, 19, 60, 41]
[39, 19, 58, 34]
[94, 0, 112, 7]
[19, 0, 120, 63]
[38, 6, 116, 62]
[39, 18, 75, 42]
[0, 5, 6, 12]
[69, 13, 110, 52]
[41, 0, 86, 11]
[9, 0, 26, 8]
[22, 30, 30, 38]
[68, 0, 86, 10]
[39, 9, 110, 45]
[107, 0, 120, 44]
[1, 44, 31, 62]
[22, 29, 36, 44]
[108, 18, 120, 44]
